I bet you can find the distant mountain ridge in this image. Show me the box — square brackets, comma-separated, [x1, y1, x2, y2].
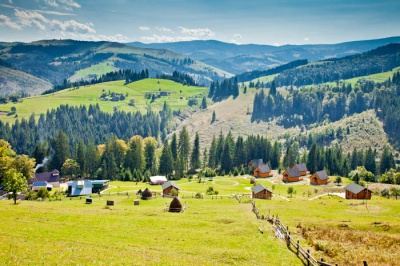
[129, 36, 400, 74]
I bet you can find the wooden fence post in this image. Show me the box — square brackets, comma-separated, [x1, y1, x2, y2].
[363, 261, 368, 266]
[296, 240, 299, 256]
[307, 250, 310, 266]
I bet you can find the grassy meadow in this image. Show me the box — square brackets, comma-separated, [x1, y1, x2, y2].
[1, 175, 399, 265]
[0, 78, 208, 124]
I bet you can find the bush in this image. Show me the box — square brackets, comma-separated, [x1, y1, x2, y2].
[37, 187, 50, 200]
[25, 190, 37, 200]
[250, 177, 257, 184]
[233, 167, 239, 176]
[381, 188, 390, 198]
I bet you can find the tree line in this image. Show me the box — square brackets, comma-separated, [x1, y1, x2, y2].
[42, 69, 150, 95]
[156, 71, 199, 86]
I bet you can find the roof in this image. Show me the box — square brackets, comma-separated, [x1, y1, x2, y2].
[149, 176, 167, 183]
[32, 181, 48, 187]
[286, 167, 300, 178]
[344, 183, 371, 194]
[91, 180, 109, 185]
[250, 159, 264, 166]
[258, 164, 271, 173]
[161, 181, 179, 191]
[316, 170, 329, 181]
[294, 163, 308, 172]
[34, 169, 60, 183]
[251, 184, 271, 194]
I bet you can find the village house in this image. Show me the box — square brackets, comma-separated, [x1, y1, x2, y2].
[149, 176, 167, 185]
[251, 184, 272, 199]
[282, 167, 301, 182]
[344, 183, 372, 200]
[310, 170, 330, 185]
[161, 181, 180, 196]
[32, 181, 53, 191]
[293, 163, 309, 176]
[67, 180, 109, 196]
[254, 164, 273, 178]
[30, 169, 61, 188]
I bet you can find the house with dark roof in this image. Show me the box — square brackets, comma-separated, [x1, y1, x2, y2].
[282, 167, 301, 182]
[251, 184, 272, 199]
[248, 159, 264, 168]
[344, 183, 372, 199]
[31, 169, 61, 188]
[254, 164, 273, 178]
[293, 164, 309, 176]
[161, 181, 180, 196]
[310, 170, 330, 185]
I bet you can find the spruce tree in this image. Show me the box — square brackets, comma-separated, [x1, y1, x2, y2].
[178, 126, 191, 171]
[190, 132, 201, 170]
[159, 139, 174, 178]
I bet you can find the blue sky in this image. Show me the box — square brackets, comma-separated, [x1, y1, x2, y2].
[0, 0, 399, 45]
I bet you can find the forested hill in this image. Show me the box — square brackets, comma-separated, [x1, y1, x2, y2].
[0, 39, 231, 96]
[274, 43, 400, 86]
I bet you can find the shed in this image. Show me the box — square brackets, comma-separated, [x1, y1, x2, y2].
[251, 184, 272, 199]
[32, 181, 53, 191]
[344, 183, 372, 200]
[149, 176, 167, 185]
[282, 168, 301, 182]
[91, 180, 109, 193]
[67, 180, 92, 196]
[161, 181, 180, 196]
[254, 164, 273, 178]
[293, 164, 309, 176]
[310, 170, 330, 185]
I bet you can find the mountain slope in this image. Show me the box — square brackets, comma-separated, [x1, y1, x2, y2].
[0, 66, 52, 96]
[0, 40, 232, 94]
[130, 36, 400, 74]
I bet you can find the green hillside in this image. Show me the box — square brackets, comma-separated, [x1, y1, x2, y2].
[0, 78, 208, 124]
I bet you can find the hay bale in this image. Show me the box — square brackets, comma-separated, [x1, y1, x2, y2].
[136, 189, 142, 195]
[169, 197, 182, 213]
[141, 188, 152, 199]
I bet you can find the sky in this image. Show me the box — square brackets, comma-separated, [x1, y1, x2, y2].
[0, 0, 399, 45]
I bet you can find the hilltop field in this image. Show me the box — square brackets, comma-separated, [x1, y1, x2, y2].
[0, 78, 208, 124]
[1, 175, 399, 266]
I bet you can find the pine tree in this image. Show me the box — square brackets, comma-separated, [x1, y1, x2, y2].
[364, 147, 376, 174]
[50, 130, 70, 172]
[159, 139, 174, 178]
[144, 137, 157, 174]
[76, 141, 86, 176]
[202, 148, 208, 170]
[307, 142, 318, 174]
[221, 141, 232, 173]
[270, 79, 277, 96]
[178, 126, 191, 171]
[190, 132, 201, 170]
[85, 142, 100, 178]
[211, 111, 216, 124]
[208, 135, 217, 169]
[270, 141, 280, 169]
[170, 133, 178, 162]
[201, 96, 207, 109]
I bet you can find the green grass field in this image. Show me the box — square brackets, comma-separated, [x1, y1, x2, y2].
[1, 175, 399, 265]
[0, 78, 208, 124]
[69, 62, 116, 82]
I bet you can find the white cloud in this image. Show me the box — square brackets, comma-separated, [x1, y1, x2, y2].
[155, 26, 173, 33]
[139, 26, 150, 31]
[0, 4, 75, 16]
[43, 0, 81, 11]
[15, 9, 49, 30]
[178, 26, 215, 37]
[233, 33, 242, 39]
[0, 14, 21, 30]
[304, 37, 310, 41]
[98, 33, 128, 42]
[141, 34, 198, 43]
[50, 19, 96, 34]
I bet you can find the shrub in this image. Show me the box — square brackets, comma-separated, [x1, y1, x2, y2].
[37, 187, 50, 199]
[195, 192, 203, 199]
[25, 190, 37, 200]
[233, 167, 239, 176]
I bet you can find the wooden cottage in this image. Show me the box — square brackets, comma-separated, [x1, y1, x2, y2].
[282, 168, 301, 182]
[293, 164, 309, 176]
[251, 184, 272, 199]
[248, 159, 264, 168]
[310, 170, 330, 185]
[161, 181, 180, 196]
[344, 183, 372, 200]
[30, 169, 61, 188]
[254, 164, 273, 178]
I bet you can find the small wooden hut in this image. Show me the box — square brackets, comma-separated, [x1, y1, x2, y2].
[161, 181, 180, 196]
[253, 164, 273, 178]
[310, 170, 330, 185]
[293, 163, 309, 176]
[282, 167, 301, 182]
[344, 183, 372, 200]
[251, 184, 272, 199]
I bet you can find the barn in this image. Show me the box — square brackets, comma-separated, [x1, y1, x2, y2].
[30, 169, 61, 188]
[161, 181, 180, 196]
[282, 168, 301, 182]
[310, 170, 330, 185]
[293, 164, 309, 176]
[344, 183, 372, 200]
[251, 184, 272, 199]
[254, 164, 273, 178]
[149, 176, 167, 185]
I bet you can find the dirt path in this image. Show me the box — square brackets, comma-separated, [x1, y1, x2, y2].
[308, 192, 346, 200]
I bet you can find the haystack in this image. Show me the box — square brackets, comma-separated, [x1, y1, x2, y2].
[141, 188, 152, 199]
[136, 189, 142, 195]
[169, 197, 182, 213]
